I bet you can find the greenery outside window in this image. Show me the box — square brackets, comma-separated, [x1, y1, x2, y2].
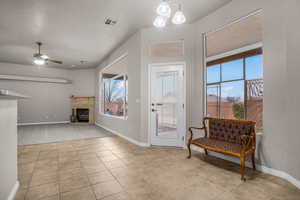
[206, 48, 263, 131]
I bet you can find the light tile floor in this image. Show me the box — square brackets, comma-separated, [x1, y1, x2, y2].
[16, 136, 300, 200]
[18, 124, 113, 145]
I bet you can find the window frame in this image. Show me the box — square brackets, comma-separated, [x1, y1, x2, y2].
[99, 54, 128, 120]
[204, 47, 263, 130]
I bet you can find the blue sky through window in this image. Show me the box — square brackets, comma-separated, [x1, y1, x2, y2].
[222, 59, 243, 81]
[246, 55, 263, 79]
[221, 81, 244, 101]
[207, 64, 220, 83]
[206, 54, 263, 100]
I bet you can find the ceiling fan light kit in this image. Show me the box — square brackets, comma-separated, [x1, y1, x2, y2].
[33, 57, 46, 65]
[154, 0, 186, 28]
[32, 42, 63, 66]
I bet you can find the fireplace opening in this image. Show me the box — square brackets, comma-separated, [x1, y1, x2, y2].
[76, 108, 89, 122]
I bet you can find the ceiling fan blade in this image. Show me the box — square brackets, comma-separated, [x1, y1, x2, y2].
[47, 59, 63, 64]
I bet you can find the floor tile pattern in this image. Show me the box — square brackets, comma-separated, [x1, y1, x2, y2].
[18, 124, 113, 145]
[16, 136, 300, 200]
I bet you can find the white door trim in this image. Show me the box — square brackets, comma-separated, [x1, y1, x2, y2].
[147, 62, 186, 147]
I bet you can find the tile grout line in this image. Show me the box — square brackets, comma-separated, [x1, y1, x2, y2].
[78, 145, 100, 200]
[22, 147, 41, 200]
[57, 145, 62, 200]
[96, 146, 127, 199]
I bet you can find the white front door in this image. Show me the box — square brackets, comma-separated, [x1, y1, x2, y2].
[149, 63, 185, 147]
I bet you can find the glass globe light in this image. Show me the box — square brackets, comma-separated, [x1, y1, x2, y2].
[153, 15, 167, 28]
[156, 0, 171, 18]
[172, 4, 186, 25]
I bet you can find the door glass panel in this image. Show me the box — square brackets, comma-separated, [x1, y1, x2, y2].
[206, 85, 219, 117]
[220, 80, 245, 119]
[155, 71, 178, 136]
[221, 59, 244, 81]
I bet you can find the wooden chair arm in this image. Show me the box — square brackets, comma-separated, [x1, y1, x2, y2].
[188, 127, 205, 142]
[189, 127, 205, 131]
[240, 135, 255, 152]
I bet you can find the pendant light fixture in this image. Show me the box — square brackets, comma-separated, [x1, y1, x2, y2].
[156, 0, 171, 18]
[153, 16, 167, 28]
[153, 0, 186, 28]
[172, 4, 186, 25]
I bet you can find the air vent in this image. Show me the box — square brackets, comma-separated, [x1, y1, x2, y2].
[104, 18, 117, 25]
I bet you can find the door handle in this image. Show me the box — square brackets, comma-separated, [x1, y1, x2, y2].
[152, 109, 157, 112]
[156, 103, 163, 106]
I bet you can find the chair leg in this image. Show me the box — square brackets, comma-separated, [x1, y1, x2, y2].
[204, 149, 208, 155]
[240, 156, 246, 181]
[187, 143, 192, 159]
[251, 153, 256, 171]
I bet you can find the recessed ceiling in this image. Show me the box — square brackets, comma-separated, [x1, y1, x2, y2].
[0, 0, 231, 69]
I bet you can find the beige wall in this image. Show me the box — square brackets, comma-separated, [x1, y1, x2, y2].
[94, 0, 300, 182]
[95, 32, 142, 141]
[95, 26, 196, 144]
[284, 0, 300, 181]
[194, 0, 300, 181]
[0, 99, 18, 200]
[0, 63, 95, 124]
[140, 25, 196, 143]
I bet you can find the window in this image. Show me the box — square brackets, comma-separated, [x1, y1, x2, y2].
[205, 49, 263, 131]
[100, 55, 128, 118]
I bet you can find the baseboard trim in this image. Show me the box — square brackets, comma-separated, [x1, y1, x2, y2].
[190, 146, 300, 189]
[18, 121, 70, 126]
[7, 181, 19, 200]
[95, 122, 150, 147]
[259, 165, 300, 189]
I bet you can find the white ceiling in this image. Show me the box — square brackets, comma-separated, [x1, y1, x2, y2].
[0, 0, 231, 69]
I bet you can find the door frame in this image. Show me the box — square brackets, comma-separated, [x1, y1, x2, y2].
[147, 62, 186, 147]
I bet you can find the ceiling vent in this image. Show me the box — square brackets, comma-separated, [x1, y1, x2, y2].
[104, 18, 117, 25]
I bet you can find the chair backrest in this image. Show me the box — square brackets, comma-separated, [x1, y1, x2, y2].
[205, 118, 255, 144]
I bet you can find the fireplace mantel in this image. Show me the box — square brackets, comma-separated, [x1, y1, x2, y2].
[70, 96, 95, 125]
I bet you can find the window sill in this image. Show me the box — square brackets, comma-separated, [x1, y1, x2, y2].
[99, 113, 128, 120]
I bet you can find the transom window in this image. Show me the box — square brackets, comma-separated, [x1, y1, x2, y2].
[100, 55, 128, 118]
[206, 48, 263, 131]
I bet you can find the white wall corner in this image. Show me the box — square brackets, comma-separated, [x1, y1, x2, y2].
[95, 122, 150, 147]
[7, 181, 19, 200]
[190, 146, 300, 189]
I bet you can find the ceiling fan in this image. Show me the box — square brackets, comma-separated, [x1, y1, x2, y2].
[33, 42, 63, 65]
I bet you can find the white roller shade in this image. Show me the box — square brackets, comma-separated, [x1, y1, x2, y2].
[206, 13, 262, 57]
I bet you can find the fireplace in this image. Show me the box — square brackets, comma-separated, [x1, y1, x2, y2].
[76, 108, 89, 122]
[71, 96, 95, 124]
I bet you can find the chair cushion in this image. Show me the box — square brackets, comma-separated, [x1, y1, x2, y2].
[209, 119, 253, 144]
[192, 138, 242, 154]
